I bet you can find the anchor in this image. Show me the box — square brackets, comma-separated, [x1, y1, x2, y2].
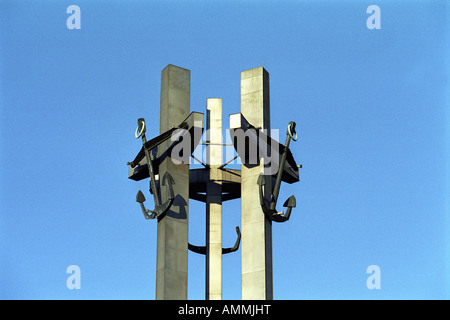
[131, 118, 175, 221]
[257, 121, 298, 222]
[188, 226, 241, 255]
[128, 112, 204, 220]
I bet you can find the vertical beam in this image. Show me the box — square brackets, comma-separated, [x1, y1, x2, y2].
[206, 98, 223, 300]
[156, 64, 190, 300]
[240, 67, 273, 300]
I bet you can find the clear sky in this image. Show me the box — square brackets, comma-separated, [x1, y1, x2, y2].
[0, 0, 448, 300]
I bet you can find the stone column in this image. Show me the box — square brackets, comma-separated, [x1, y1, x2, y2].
[205, 98, 223, 300]
[156, 64, 190, 300]
[240, 67, 273, 300]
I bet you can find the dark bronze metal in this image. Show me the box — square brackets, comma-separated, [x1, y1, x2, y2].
[188, 226, 241, 255]
[258, 121, 298, 223]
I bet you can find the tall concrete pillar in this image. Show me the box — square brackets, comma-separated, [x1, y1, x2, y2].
[240, 67, 273, 300]
[205, 98, 223, 300]
[156, 64, 190, 300]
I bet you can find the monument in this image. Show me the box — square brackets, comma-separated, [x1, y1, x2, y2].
[127, 64, 301, 300]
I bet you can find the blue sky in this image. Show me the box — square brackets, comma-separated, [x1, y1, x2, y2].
[0, 0, 448, 299]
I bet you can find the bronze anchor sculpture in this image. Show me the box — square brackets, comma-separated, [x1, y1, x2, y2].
[257, 121, 298, 223]
[128, 112, 205, 221]
[131, 118, 175, 221]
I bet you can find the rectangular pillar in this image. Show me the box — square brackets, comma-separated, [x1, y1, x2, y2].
[240, 67, 273, 300]
[156, 64, 190, 300]
[206, 98, 223, 300]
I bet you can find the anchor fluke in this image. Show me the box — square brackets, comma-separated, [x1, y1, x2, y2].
[272, 195, 296, 222]
[136, 189, 146, 203]
[136, 190, 156, 220]
[283, 195, 296, 212]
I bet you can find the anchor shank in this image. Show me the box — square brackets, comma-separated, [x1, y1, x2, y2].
[270, 134, 291, 210]
[142, 135, 161, 207]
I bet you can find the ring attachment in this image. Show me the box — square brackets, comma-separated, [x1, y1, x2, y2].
[287, 122, 297, 141]
[135, 118, 146, 139]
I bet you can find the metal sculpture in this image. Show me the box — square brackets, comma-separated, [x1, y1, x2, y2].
[257, 121, 299, 222]
[128, 112, 204, 220]
[131, 118, 175, 220]
[188, 226, 241, 255]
